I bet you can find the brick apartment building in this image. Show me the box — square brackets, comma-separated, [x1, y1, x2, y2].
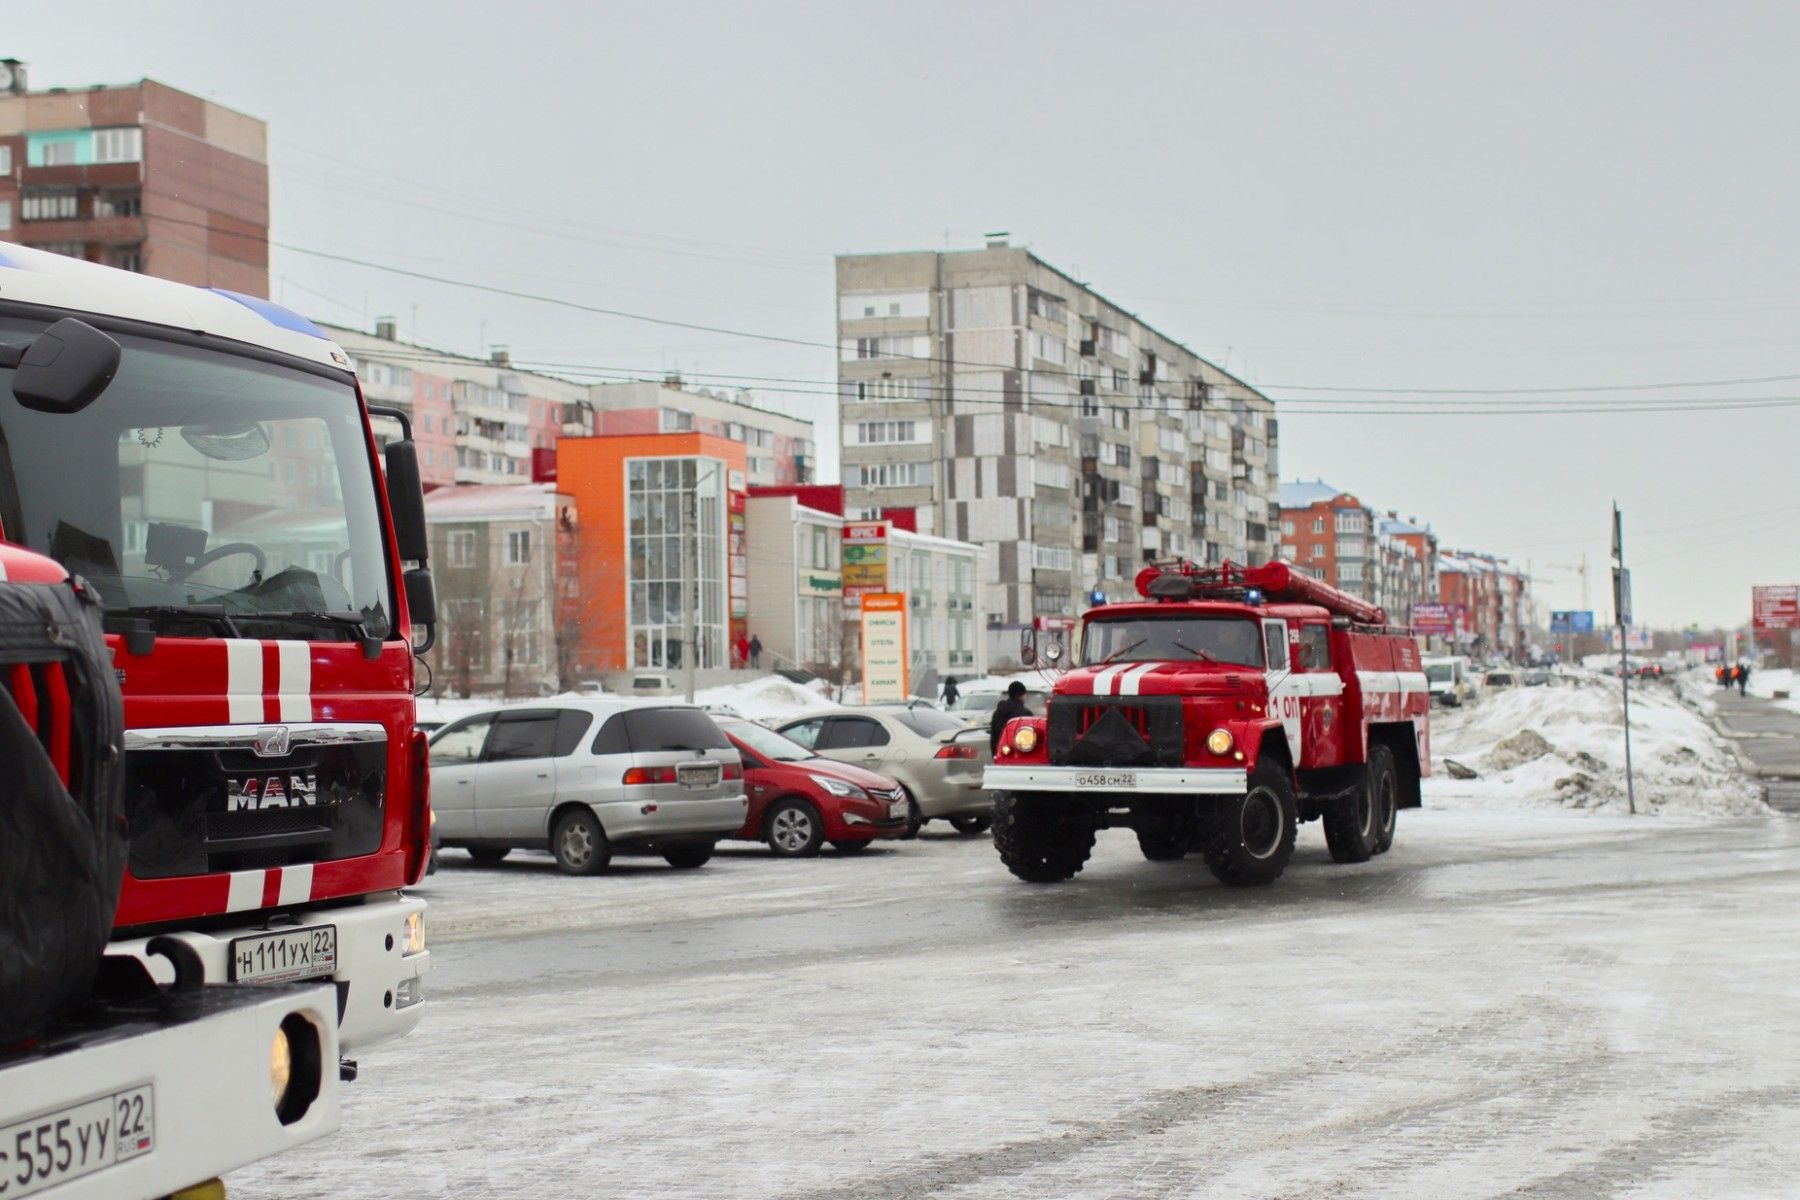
[837, 240, 1279, 628]
[0, 63, 268, 295]
[1280, 480, 1441, 626]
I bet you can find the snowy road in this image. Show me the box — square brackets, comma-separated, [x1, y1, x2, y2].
[233, 806, 1800, 1199]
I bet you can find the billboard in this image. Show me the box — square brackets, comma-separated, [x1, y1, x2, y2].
[1608, 628, 1654, 651]
[1549, 610, 1595, 635]
[842, 522, 889, 598]
[859, 593, 908, 703]
[1753, 585, 1799, 633]
[1411, 602, 1461, 636]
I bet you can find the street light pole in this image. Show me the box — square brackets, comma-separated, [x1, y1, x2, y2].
[686, 461, 721, 704]
[1613, 502, 1635, 815]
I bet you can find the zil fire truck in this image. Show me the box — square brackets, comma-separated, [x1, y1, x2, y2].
[984, 560, 1430, 887]
[0, 244, 436, 1191]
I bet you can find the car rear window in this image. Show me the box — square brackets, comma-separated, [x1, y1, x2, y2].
[553, 709, 595, 756]
[619, 707, 732, 753]
[893, 710, 965, 738]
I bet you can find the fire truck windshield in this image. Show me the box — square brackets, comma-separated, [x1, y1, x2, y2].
[0, 315, 393, 639]
[1081, 616, 1264, 668]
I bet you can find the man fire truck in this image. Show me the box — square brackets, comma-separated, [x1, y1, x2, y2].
[984, 560, 1429, 886]
[0, 245, 434, 1107]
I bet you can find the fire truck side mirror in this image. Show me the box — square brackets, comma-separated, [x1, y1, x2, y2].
[383, 440, 430, 565]
[1020, 628, 1037, 666]
[404, 568, 437, 653]
[4, 318, 121, 414]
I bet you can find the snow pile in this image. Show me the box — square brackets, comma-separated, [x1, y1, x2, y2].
[1425, 675, 1765, 817]
[692, 675, 841, 723]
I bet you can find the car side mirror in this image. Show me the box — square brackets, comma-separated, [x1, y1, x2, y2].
[2, 318, 122, 414]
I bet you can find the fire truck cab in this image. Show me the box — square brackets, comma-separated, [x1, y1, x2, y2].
[983, 560, 1430, 886]
[0, 243, 434, 1057]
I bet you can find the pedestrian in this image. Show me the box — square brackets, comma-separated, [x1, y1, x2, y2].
[1717, 664, 1730, 688]
[1738, 663, 1751, 696]
[989, 681, 1032, 754]
[735, 632, 749, 669]
[941, 675, 960, 708]
[748, 633, 763, 670]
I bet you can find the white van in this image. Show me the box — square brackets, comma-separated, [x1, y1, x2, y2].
[1423, 655, 1471, 707]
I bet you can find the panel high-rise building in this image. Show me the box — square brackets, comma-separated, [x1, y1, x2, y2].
[837, 241, 1279, 628]
[0, 63, 269, 295]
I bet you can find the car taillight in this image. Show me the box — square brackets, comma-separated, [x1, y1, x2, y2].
[935, 743, 978, 760]
[623, 766, 678, 785]
[722, 763, 743, 781]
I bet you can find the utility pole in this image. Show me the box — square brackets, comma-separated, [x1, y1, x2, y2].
[1612, 502, 1635, 815]
[685, 462, 720, 704]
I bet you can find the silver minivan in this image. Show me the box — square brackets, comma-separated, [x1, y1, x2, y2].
[429, 700, 749, 874]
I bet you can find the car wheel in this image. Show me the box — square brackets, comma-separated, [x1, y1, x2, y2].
[766, 798, 825, 858]
[663, 842, 715, 869]
[900, 790, 925, 840]
[550, 810, 610, 876]
[466, 846, 510, 865]
[948, 814, 992, 836]
[831, 839, 872, 855]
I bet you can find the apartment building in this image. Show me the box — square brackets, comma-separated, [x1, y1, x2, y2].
[0, 64, 268, 295]
[424, 483, 576, 698]
[590, 379, 814, 487]
[837, 241, 1278, 629]
[1439, 551, 1532, 659]
[1280, 480, 1439, 625]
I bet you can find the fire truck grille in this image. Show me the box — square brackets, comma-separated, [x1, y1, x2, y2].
[1048, 695, 1184, 768]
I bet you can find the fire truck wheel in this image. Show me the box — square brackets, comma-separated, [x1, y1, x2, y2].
[1202, 762, 1297, 887]
[466, 846, 510, 865]
[992, 792, 1095, 883]
[1135, 830, 1189, 861]
[1323, 758, 1382, 865]
[1371, 745, 1400, 854]
[551, 808, 612, 875]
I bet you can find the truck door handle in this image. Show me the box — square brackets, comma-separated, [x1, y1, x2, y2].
[536, 772, 549, 779]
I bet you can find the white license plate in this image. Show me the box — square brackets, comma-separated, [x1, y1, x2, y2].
[229, 925, 337, 984]
[677, 766, 720, 788]
[1074, 771, 1136, 789]
[0, 1084, 154, 1198]
[888, 799, 908, 819]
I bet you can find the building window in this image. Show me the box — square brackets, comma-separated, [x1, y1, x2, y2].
[0, 146, 10, 174]
[0, 200, 10, 233]
[21, 192, 79, 221]
[1312, 517, 1325, 534]
[1335, 510, 1366, 533]
[448, 530, 477, 567]
[91, 127, 143, 165]
[855, 461, 927, 488]
[1280, 519, 1295, 537]
[507, 530, 532, 565]
[40, 141, 78, 167]
[1310, 544, 1325, 560]
[628, 457, 727, 671]
[94, 192, 142, 219]
[1113, 444, 1131, 468]
[854, 420, 919, 444]
[852, 377, 922, 403]
[107, 246, 144, 273]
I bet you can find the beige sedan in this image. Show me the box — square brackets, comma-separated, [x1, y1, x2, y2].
[775, 707, 993, 837]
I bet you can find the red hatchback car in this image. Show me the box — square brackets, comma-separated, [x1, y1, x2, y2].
[717, 719, 911, 856]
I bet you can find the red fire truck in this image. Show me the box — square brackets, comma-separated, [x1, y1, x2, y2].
[0, 245, 435, 1063]
[984, 560, 1430, 886]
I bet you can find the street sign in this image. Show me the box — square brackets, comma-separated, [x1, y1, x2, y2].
[859, 593, 908, 704]
[1550, 610, 1595, 635]
[1613, 568, 1632, 627]
[1752, 585, 1799, 633]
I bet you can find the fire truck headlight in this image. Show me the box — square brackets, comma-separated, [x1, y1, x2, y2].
[1206, 728, 1234, 756]
[1011, 726, 1040, 754]
[404, 910, 427, 957]
[270, 1026, 292, 1109]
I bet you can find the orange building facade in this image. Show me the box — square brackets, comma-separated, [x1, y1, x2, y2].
[556, 433, 749, 678]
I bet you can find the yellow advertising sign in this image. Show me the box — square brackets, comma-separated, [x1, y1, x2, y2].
[842, 522, 889, 597]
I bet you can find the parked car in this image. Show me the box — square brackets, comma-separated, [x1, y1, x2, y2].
[1522, 669, 1553, 687]
[715, 719, 910, 856]
[775, 707, 993, 836]
[429, 700, 748, 874]
[1483, 669, 1519, 689]
[944, 685, 1050, 726]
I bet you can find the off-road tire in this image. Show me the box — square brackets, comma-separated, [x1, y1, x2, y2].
[1136, 830, 1188, 861]
[948, 814, 993, 836]
[1371, 744, 1400, 854]
[551, 810, 610, 876]
[467, 846, 510, 865]
[1323, 758, 1382, 864]
[1202, 761, 1298, 887]
[765, 798, 825, 858]
[662, 842, 716, 869]
[992, 792, 1095, 883]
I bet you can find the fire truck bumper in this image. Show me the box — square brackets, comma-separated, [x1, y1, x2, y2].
[110, 892, 429, 1055]
[982, 765, 1247, 795]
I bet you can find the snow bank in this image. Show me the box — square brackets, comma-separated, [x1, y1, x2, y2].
[1425, 674, 1766, 818]
[692, 675, 842, 723]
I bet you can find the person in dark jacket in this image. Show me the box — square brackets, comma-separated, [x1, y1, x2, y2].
[748, 634, 763, 670]
[941, 676, 960, 707]
[989, 681, 1032, 753]
[1737, 663, 1751, 695]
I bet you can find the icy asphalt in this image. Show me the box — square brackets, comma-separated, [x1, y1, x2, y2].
[233, 806, 1800, 1200]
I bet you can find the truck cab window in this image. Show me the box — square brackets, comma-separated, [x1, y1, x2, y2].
[1298, 624, 1331, 670]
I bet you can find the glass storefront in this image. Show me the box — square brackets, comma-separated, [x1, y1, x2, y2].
[626, 456, 726, 669]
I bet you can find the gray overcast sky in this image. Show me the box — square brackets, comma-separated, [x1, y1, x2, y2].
[15, 1, 1799, 627]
